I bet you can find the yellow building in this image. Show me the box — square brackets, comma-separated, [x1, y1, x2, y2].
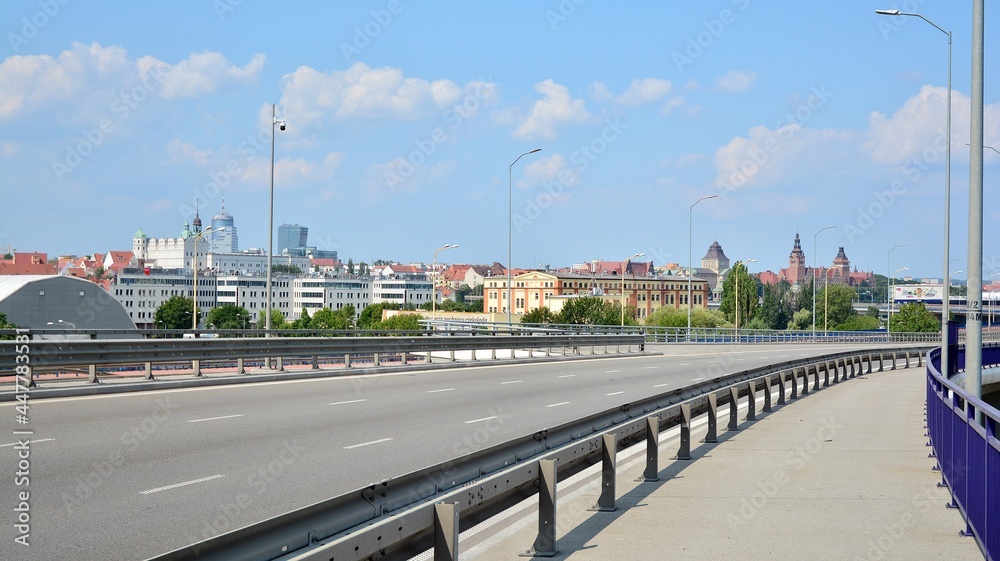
[482, 271, 709, 320]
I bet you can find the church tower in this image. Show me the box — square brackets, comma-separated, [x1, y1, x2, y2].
[789, 233, 807, 284]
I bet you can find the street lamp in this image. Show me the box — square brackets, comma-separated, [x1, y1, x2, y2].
[887, 244, 908, 333]
[812, 225, 836, 332]
[192, 226, 224, 330]
[46, 320, 76, 329]
[688, 195, 718, 333]
[266, 104, 287, 345]
[432, 244, 458, 321]
[621, 252, 645, 326]
[889, 266, 909, 332]
[876, 8, 952, 385]
[734, 259, 757, 336]
[507, 148, 542, 325]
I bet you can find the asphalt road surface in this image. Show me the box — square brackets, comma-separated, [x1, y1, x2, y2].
[0, 343, 910, 560]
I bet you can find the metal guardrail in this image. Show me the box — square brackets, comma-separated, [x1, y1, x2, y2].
[925, 343, 1000, 559]
[0, 334, 645, 387]
[149, 345, 930, 561]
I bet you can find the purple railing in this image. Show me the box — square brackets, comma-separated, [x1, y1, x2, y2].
[926, 343, 1000, 559]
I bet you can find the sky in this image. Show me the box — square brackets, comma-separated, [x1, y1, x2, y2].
[1, 1, 998, 281]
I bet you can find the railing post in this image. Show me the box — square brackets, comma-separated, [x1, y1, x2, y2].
[762, 375, 772, 412]
[591, 433, 618, 511]
[434, 502, 460, 561]
[877, 352, 885, 372]
[275, 356, 284, 372]
[344, 354, 351, 369]
[522, 459, 558, 557]
[789, 370, 798, 400]
[676, 404, 693, 459]
[192, 359, 201, 378]
[777, 372, 786, 405]
[746, 381, 757, 421]
[704, 393, 719, 443]
[891, 351, 898, 370]
[799, 367, 809, 396]
[866, 353, 873, 374]
[402, 351, 408, 365]
[728, 386, 740, 431]
[450, 349, 456, 362]
[312, 355, 319, 370]
[88, 364, 99, 383]
[641, 416, 659, 482]
[144, 361, 154, 380]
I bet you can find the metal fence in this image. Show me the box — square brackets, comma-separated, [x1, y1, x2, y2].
[148, 345, 928, 561]
[926, 343, 1000, 559]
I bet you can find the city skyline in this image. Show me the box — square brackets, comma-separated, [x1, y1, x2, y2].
[2, 2, 999, 279]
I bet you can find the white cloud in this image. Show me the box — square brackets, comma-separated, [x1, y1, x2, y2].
[152, 52, 265, 100]
[614, 78, 672, 105]
[661, 96, 686, 116]
[591, 81, 613, 102]
[165, 139, 213, 166]
[240, 151, 345, 186]
[277, 62, 480, 127]
[714, 70, 757, 93]
[513, 79, 590, 141]
[521, 154, 579, 189]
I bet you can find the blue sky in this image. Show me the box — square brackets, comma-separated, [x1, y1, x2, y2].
[1, 1, 998, 281]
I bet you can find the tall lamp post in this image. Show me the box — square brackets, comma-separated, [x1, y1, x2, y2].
[192, 226, 223, 330]
[688, 195, 718, 334]
[886, 243, 908, 333]
[621, 252, 645, 326]
[507, 148, 541, 325]
[889, 266, 909, 332]
[432, 244, 459, 321]
[265, 104, 286, 342]
[876, 8, 952, 385]
[734, 259, 756, 336]
[812, 225, 836, 333]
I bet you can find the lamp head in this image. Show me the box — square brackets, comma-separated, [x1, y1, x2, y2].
[875, 9, 900, 15]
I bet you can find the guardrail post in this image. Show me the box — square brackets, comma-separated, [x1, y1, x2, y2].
[591, 433, 618, 511]
[522, 459, 558, 557]
[275, 356, 284, 372]
[344, 354, 351, 369]
[777, 372, 786, 405]
[641, 416, 659, 482]
[192, 359, 201, 377]
[917, 351, 923, 367]
[903, 351, 911, 368]
[891, 351, 898, 370]
[762, 376, 772, 412]
[491, 348, 496, 360]
[312, 355, 319, 370]
[676, 404, 693, 459]
[812, 365, 820, 390]
[865, 353, 873, 374]
[402, 352, 408, 365]
[821, 362, 830, 387]
[434, 502, 460, 561]
[373, 352, 381, 367]
[450, 349, 456, 362]
[876, 352, 884, 372]
[746, 381, 757, 421]
[144, 362, 154, 380]
[704, 393, 718, 443]
[728, 386, 740, 431]
[88, 364, 99, 383]
[789, 370, 798, 400]
[799, 367, 809, 396]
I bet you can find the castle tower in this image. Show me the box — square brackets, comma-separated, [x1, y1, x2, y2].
[789, 233, 807, 284]
[833, 246, 850, 280]
[132, 227, 147, 261]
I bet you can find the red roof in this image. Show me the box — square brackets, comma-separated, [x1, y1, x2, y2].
[0, 252, 57, 275]
[310, 258, 341, 267]
[757, 271, 781, 285]
[106, 251, 134, 272]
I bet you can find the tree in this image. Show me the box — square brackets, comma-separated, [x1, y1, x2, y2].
[358, 262, 370, 276]
[205, 304, 251, 330]
[719, 262, 759, 326]
[788, 309, 812, 330]
[155, 295, 198, 330]
[837, 315, 880, 331]
[758, 283, 788, 330]
[816, 284, 857, 330]
[255, 309, 288, 330]
[311, 306, 355, 330]
[347, 258, 355, 276]
[290, 308, 312, 331]
[0, 312, 17, 340]
[796, 278, 814, 312]
[890, 302, 940, 333]
[645, 306, 727, 328]
[522, 307, 558, 324]
[866, 305, 880, 319]
[557, 296, 634, 325]
[358, 302, 399, 329]
[376, 313, 422, 331]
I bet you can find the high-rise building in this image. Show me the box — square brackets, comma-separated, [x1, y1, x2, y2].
[278, 224, 308, 255]
[211, 200, 239, 253]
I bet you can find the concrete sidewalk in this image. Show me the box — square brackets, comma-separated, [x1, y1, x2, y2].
[462, 362, 983, 560]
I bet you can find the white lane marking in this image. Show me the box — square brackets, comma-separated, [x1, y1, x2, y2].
[781, 355, 790, 358]
[0, 438, 55, 448]
[187, 414, 244, 423]
[546, 402, 570, 408]
[426, 388, 455, 393]
[464, 416, 498, 424]
[606, 391, 625, 396]
[645, 366, 658, 369]
[344, 437, 394, 450]
[605, 370, 621, 373]
[677, 363, 691, 366]
[330, 399, 368, 406]
[734, 359, 744, 362]
[692, 377, 705, 381]
[653, 383, 669, 388]
[501, 380, 523, 385]
[760, 356, 769, 359]
[140, 474, 225, 495]
[558, 375, 576, 378]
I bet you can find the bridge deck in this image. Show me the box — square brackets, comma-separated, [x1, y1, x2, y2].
[464, 359, 983, 560]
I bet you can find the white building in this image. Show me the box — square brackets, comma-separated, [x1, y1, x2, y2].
[372, 278, 433, 307]
[207, 253, 310, 276]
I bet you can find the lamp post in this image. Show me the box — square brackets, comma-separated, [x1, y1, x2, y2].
[887, 244, 908, 333]
[192, 226, 223, 330]
[688, 195, 718, 334]
[432, 244, 459, 321]
[266, 104, 286, 342]
[621, 252, 645, 326]
[889, 266, 909, 332]
[507, 149, 541, 325]
[46, 320, 76, 329]
[812, 225, 836, 333]
[734, 259, 756, 337]
[876, 8, 952, 388]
